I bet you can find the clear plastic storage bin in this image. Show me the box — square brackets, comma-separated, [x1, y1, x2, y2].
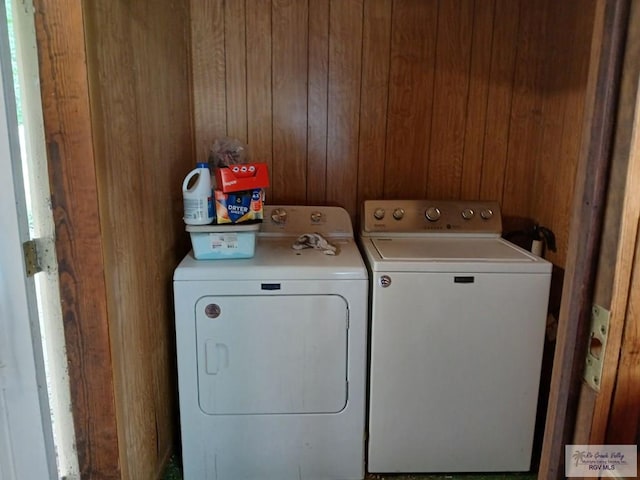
[187, 222, 260, 260]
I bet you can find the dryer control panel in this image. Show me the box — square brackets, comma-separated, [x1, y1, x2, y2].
[361, 200, 502, 235]
[261, 205, 354, 237]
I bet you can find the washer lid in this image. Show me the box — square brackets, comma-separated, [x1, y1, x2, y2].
[364, 237, 551, 273]
[372, 237, 535, 261]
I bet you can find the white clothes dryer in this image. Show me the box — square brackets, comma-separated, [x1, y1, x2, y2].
[174, 205, 368, 480]
[360, 200, 551, 473]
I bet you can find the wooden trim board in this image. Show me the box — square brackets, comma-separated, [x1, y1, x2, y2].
[538, 0, 631, 478]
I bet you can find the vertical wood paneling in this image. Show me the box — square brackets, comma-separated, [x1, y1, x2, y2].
[533, 0, 567, 235]
[91, 3, 149, 477]
[247, 0, 273, 168]
[383, 0, 438, 198]
[427, 0, 474, 199]
[532, 0, 595, 267]
[479, 0, 520, 202]
[189, 0, 595, 266]
[129, 4, 188, 476]
[272, 0, 308, 203]
[546, 0, 595, 267]
[357, 0, 392, 208]
[501, 0, 547, 217]
[326, 0, 364, 214]
[225, 0, 248, 142]
[307, 0, 330, 204]
[461, 0, 495, 199]
[110, 7, 159, 474]
[191, 0, 226, 161]
[83, 1, 191, 478]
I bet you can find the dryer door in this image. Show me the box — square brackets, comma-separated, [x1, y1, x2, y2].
[195, 294, 349, 415]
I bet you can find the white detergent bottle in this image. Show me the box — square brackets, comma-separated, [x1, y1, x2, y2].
[182, 162, 214, 225]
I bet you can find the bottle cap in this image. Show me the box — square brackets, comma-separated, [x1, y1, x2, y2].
[196, 162, 209, 168]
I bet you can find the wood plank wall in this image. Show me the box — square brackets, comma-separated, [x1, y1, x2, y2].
[81, 1, 193, 479]
[192, 0, 596, 267]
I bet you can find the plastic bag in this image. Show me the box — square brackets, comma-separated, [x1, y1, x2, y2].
[208, 137, 248, 169]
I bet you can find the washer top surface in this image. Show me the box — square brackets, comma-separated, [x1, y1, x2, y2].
[359, 199, 551, 274]
[175, 205, 367, 281]
[370, 236, 536, 262]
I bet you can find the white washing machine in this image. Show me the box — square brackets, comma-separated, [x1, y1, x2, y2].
[360, 200, 551, 473]
[173, 205, 368, 480]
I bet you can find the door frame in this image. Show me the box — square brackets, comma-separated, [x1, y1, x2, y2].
[583, 0, 640, 446]
[538, 0, 632, 478]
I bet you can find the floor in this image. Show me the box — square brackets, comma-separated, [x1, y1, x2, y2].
[364, 475, 536, 480]
[161, 455, 537, 480]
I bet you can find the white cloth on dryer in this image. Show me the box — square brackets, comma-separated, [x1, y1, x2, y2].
[292, 233, 338, 255]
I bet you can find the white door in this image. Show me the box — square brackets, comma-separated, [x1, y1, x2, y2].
[0, 5, 56, 478]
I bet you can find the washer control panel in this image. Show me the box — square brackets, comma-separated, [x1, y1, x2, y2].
[361, 200, 502, 235]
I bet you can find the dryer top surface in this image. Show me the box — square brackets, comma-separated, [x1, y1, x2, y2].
[175, 236, 367, 281]
[176, 205, 368, 281]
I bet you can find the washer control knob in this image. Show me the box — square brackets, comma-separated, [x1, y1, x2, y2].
[461, 208, 475, 220]
[480, 208, 494, 220]
[310, 211, 323, 223]
[425, 207, 441, 222]
[393, 208, 405, 220]
[271, 208, 288, 225]
[373, 208, 386, 220]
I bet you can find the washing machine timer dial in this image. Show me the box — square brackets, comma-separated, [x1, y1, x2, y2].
[425, 206, 441, 222]
[373, 208, 385, 220]
[310, 211, 323, 223]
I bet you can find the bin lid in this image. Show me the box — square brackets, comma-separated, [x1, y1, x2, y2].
[186, 222, 261, 233]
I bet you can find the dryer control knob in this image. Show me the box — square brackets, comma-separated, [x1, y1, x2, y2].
[425, 207, 441, 222]
[271, 208, 288, 225]
[461, 208, 475, 220]
[310, 211, 323, 223]
[373, 208, 386, 220]
[393, 208, 405, 220]
[480, 208, 494, 220]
